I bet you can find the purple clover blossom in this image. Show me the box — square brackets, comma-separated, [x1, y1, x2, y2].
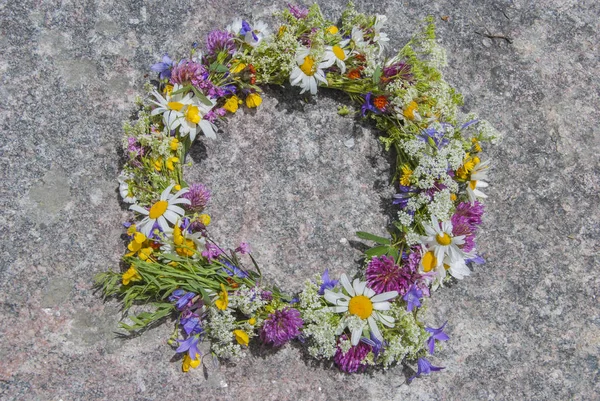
[409, 357, 445, 381]
[260, 308, 304, 347]
[183, 183, 211, 212]
[176, 335, 201, 359]
[318, 269, 338, 295]
[235, 242, 251, 255]
[403, 284, 423, 312]
[206, 30, 236, 55]
[202, 243, 223, 261]
[288, 3, 309, 19]
[170, 59, 226, 99]
[150, 54, 174, 79]
[454, 201, 485, 229]
[261, 290, 273, 302]
[425, 321, 449, 354]
[366, 255, 421, 295]
[127, 137, 144, 157]
[334, 335, 372, 373]
[382, 61, 413, 82]
[361, 92, 381, 117]
[451, 214, 476, 252]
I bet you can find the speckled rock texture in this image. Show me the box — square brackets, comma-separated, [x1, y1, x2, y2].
[1, 1, 598, 400]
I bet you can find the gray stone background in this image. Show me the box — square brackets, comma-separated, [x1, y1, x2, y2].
[1, 0, 598, 400]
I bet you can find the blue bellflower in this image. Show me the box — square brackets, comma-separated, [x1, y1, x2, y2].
[240, 20, 258, 41]
[403, 284, 423, 312]
[150, 54, 174, 79]
[318, 269, 338, 295]
[425, 321, 449, 354]
[409, 357, 444, 381]
[176, 335, 201, 359]
[361, 92, 381, 117]
[220, 259, 249, 278]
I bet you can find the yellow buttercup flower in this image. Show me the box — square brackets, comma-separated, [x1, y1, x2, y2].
[122, 266, 142, 285]
[170, 138, 179, 151]
[327, 25, 339, 34]
[403, 101, 419, 121]
[223, 96, 240, 113]
[126, 231, 147, 253]
[400, 165, 412, 186]
[182, 353, 201, 372]
[233, 330, 249, 346]
[166, 156, 179, 171]
[230, 61, 246, 74]
[154, 158, 163, 171]
[215, 284, 229, 310]
[246, 93, 262, 108]
[248, 317, 256, 325]
[199, 214, 211, 226]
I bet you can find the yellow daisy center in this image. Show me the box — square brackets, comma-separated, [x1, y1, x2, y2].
[348, 295, 373, 319]
[300, 56, 316, 76]
[332, 45, 346, 61]
[469, 180, 478, 190]
[149, 200, 168, 219]
[436, 233, 452, 246]
[422, 251, 438, 272]
[184, 105, 201, 124]
[167, 101, 184, 111]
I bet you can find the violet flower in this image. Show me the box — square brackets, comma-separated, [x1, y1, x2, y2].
[403, 284, 423, 312]
[366, 255, 419, 295]
[183, 183, 211, 212]
[361, 92, 381, 117]
[425, 321, 449, 354]
[409, 357, 444, 381]
[176, 335, 201, 359]
[235, 242, 251, 255]
[202, 243, 223, 261]
[318, 269, 338, 295]
[151, 54, 174, 79]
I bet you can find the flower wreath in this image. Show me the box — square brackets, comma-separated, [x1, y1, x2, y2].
[97, 3, 501, 378]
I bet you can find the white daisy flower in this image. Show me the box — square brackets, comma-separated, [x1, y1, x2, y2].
[373, 15, 390, 54]
[351, 27, 367, 50]
[150, 84, 191, 131]
[129, 184, 191, 237]
[289, 47, 328, 95]
[321, 39, 350, 73]
[467, 159, 490, 203]
[177, 96, 217, 141]
[421, 215, 466, 264]
[118, 171, 136, 204]
[324, 274, 397, 346]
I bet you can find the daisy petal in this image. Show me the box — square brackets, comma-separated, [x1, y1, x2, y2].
[368, 316, 383, 341]
[340, 274, 355, 296]
[351, 325, 364, 346]
[160, 184, 176, 200]
[371, 291, 398, 303]
[129, 204, 149, 215]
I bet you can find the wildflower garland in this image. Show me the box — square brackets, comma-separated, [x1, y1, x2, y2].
[97, 3, 501, 378]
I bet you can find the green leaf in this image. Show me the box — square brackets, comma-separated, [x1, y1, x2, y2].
[372, 66, 382, 84]
[209, 61, 230, 73]
[170, 84, 191, 96]
[248, 253, 263, 278]
[190, 86, 213, 106]
[356, 231, 390, 245]
[364, 245, 389, 258]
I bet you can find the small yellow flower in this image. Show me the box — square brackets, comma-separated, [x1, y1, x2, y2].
[230, 61, 246, 74]
[246, 93, 262, 108]
[327, 25, 339, 35]
[138, 246, 153, 261]
[471, 137, 482, 152]
[170, 138, 179, 151]
[233, 329, 249, 346]
[403, 101, 419, 121]
[166, 156, 179, 171]
[126, 224, 137, 236]
[278, 25, 287, 37]
[215, 283, 229, 310]
[127, 231, 147, 253]
[400, 165, 412, 186]
[450, 193, 457, 201]
[223, 96, 240, 113]
[154, 158, 163, 171]
[174, 184, 181, 191]
[199, 214, 211, 226]
[122, 265, 142, 285]
[248, 317, 256, 326]
[163, 84, 174, 95]
[182, 353, 201, 372]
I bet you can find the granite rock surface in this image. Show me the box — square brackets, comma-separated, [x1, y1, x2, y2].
[0, 0, 598, 400]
